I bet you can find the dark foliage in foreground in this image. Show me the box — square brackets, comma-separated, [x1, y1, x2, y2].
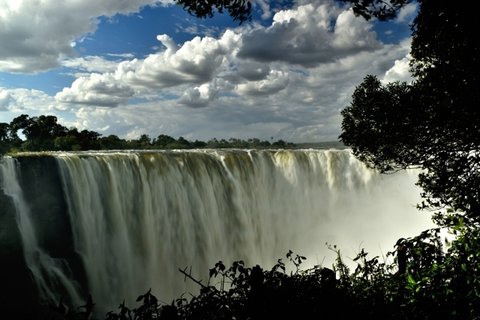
[46, 224, 480, 320]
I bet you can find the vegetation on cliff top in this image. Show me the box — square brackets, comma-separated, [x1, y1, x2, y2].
[0, 114, 295, 154]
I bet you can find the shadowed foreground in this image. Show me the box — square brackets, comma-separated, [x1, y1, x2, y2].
[35, 226, 480, 320]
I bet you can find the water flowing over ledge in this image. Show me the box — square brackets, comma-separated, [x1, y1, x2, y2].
[0, 149, 433, 316]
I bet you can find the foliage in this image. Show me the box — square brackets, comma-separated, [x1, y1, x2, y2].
[43, 226, 480, 320]
[174, 0, 252, 23]
[0, 114, 296, 155]
[339, 0, 411, 21]
[339, 1, 480, 225]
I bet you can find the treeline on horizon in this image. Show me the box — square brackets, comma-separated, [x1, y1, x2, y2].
[0, 114, 294, 154]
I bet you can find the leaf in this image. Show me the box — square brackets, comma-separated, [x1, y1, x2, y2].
[219, 262, 226, 272]
[407, 274, 416, 286]
[209, 268, 216, 278]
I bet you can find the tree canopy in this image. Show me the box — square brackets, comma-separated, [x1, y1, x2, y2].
[175, 0, 252, 23]
[0, 114, 294, 154]
[340, 0, 480, 225]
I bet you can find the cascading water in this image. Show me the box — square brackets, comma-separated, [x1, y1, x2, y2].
[0, 149, 434, 317]
[0, 157, 83, 310]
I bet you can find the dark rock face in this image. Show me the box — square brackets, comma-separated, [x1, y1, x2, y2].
[0, 187, 39, 319]
[0, 156, 86, 319]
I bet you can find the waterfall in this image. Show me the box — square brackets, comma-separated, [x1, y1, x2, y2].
[0, 149, 434, 316]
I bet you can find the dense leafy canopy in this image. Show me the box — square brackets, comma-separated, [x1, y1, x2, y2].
[175, 0, 252, 23]
[340, 0, 480, 225]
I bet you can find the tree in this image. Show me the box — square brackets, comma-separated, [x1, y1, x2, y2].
[0, 122, 12, 154]
[8, 114, 68, 151]
[175, 0, 252, 23]
[339, 0, 411, 21]
[168, 136, 192, 149]
[99, 134, 127, 150]
[72, 129, 101, 150]
[134, 134, 152, 149]
[54, 134, 81, 151]
[339, 0, 480, 225]
[154, 134, 176, 148]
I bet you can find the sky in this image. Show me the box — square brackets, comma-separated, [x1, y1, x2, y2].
[0, 0, 416, 143]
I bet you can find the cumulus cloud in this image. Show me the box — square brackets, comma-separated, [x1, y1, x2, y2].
[331, 9, 379, 51]
[179, 83, 218, 108]
[382, 54, 413, 83]
[55, 1, 385, 110]
[20, 0, 411, 142]
[61, 37, 409, 142]
[0, 87, 56, 113]
[56, 73, 135, 107]
[238, 3, 381, 67]
[235, 61, 271, 81]
[236, 70, 289, 96]
[55, 31, 241, 107]
[0, 0, 169, 73]
[0, 89, 12, 111]
[116, 32, 238, 87]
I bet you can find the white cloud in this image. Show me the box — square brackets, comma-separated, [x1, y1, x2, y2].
[55, 30, 241, 107]
[332, 9, 380, 51]
[396, 2, 418, 23]
[61, 56, 122, 73]
[253, 0, 272, 20]
[106, 53, 136, 59]
[54, 1, 385, 110]
[238, 3, 380, 67]
[59, 38, 409, 143]
[236, 70, 289, 96]
[179, 83, 219, 108]
[0, 89, 12, 111]
[0, 0, 170, 73]
[3, 0, 411, 143]
[382, 54, 413, 83]
[118, 32, 239, 87]
[0, 87, 56, 113]
[56, 73, 135, 107]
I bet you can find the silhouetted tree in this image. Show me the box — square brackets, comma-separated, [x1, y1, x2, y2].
[339, 0, 410, 21]
[74, 129, 101, 150]
[175, 0, 252, 23]
[8, 114, 68, 151]
[340, 0, 480, 225]
[0, 122, 13, 154]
